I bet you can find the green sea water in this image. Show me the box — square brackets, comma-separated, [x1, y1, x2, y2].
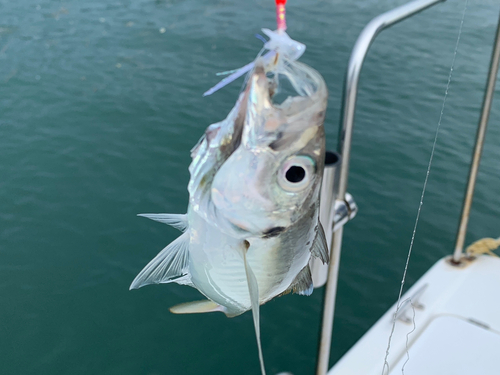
[1, 1, 499, 374]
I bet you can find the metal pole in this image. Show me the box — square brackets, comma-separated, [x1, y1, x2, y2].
[316, 226, 343, 375]
[312, 152, 341, 288]
[316, 1, 445, 374]
[337, 0, 446, 199]
[452, 10, 500, 263]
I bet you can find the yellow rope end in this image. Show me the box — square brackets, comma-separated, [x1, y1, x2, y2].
[466, 237, 500, 257]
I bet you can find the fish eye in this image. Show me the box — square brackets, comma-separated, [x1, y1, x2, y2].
[286, 166, 306, 183]
[278, 156, 316, 192]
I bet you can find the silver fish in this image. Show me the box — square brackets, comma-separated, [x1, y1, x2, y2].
[131, 53, 329, 375]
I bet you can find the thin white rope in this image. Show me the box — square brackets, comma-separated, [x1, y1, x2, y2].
[380, 1, 469, 374]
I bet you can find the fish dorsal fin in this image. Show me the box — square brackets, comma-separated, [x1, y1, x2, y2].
[282, 265, 314, 297]
[169, 300, 226, 315]
[310, 222, 329, 264]
[137, 213, 188, 232]
[242, 242, 266, 375]
[129, 231, 190, 290]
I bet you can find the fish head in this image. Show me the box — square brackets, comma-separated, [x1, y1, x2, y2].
[211, 60, 328, 237]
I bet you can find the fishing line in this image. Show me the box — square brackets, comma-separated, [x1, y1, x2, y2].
[401, 300, 416, 375]
[380, 1, 469, 374]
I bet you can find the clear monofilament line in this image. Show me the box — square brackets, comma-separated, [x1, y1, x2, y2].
[380, 1, 469, 374]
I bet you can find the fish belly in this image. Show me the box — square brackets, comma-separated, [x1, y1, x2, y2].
[247, 235, 312, 302]
[186, 207, 314, 315]
[187, 208, 251, 315]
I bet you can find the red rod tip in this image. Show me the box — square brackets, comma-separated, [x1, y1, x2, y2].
[275, 0, 287, 31]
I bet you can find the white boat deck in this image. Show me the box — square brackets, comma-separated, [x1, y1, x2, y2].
[328, 255, 500, 375]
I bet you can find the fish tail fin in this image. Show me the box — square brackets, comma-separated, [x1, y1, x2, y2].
[129, 231, 190, 290]
[169, 300, 227, 315]
[137, 213, 188, 232]
[243, 243, 266, 375]
[170, 300, 241, 318]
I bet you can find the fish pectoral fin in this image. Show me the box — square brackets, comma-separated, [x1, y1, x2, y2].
[129, 231, 190, 290]
[137, 213, 188, 232]
[310, 222, 329, 264]
[283, 265, 314, 296]
[169, 300, 226, 315]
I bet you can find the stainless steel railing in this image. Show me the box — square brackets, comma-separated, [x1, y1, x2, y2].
[452, 10, 500, 263]
[315, 1, 446, 374]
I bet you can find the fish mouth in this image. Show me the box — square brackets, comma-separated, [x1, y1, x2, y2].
[262, 226, 286, 238]
[226, 219, 287, 239]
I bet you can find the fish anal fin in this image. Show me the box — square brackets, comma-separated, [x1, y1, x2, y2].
[277, 288, 292, 298]
[283, 265, 314, 297]
[310, 222, 329, 264]
[169, 300, 226, 315]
